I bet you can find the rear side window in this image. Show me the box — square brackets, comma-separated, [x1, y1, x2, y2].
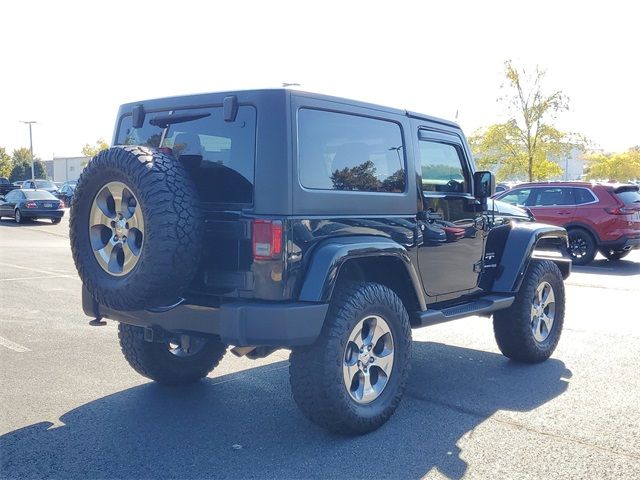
[532, 187, 574, 206]
[615, 188, 640, 205]
[574, 188, 597, 205]
[298, 109, 405, 193]
[117, 106, 256, 204]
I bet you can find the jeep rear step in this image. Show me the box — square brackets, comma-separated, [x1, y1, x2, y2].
[413, 294, 515, 327]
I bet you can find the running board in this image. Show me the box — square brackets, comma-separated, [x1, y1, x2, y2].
[413, 295, 515, 327]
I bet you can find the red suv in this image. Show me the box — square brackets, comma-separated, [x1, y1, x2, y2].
[494, 182, 640, 265]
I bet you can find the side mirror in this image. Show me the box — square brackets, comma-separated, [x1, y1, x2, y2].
[473, 171, 495, 199]
[0, 196, 5, 201]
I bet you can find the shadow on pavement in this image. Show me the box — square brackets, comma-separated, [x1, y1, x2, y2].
[572, 258, 639, 277]
[1, 342, 571, 479]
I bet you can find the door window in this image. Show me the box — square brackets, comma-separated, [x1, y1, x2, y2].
[418, 141, 467, 193]
[532, 187, 574, 206]
[498, 188, 532, 206]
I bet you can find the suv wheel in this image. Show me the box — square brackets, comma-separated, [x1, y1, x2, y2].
[567, 228, 596, 265]
[118, 323, 227, 384]
[599, 248, 630, 261]
[289, 282, 411, 435]
[493, 260, 565, 363]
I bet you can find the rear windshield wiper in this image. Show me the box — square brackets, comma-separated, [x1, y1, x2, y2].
[149, 112, 210, 128]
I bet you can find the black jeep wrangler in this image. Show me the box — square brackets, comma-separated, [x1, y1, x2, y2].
[70, 89, 570, 434]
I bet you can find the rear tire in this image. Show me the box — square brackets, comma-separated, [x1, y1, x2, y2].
[289, 282, 411, 435]
[493, 260, 565, 363]
[118, 323, 227, 385]
[567, 228, 596, 265]
[599, 248, 630, 261]
[14, 209, 23, 224]
[51, 218, 61, 225]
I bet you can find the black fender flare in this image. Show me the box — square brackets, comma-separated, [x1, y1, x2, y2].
[298, 235, 427, 310]
[490, 222, 571, 293]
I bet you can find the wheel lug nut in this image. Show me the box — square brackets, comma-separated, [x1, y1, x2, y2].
[369, 357, 374, 363]
[367, 344, 372, 351]
[363, 366, 368, 372]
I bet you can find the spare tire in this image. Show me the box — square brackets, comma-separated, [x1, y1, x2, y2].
[70, 146, 202, 311]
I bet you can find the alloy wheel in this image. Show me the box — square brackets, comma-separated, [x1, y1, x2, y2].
[342, 315, 395, 404]
[531, 281, 556, 343]
[89, 181, 144, 276]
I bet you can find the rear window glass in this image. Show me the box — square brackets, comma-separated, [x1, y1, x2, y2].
[117, 106, 256, 204]
[298, 109, 405, 193]
[35, 180, 56, 189]
[615, 188, 640, 205]
[23, 190, 57, 200]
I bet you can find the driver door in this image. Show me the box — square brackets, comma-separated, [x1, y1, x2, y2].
[417, 130, 485, 297]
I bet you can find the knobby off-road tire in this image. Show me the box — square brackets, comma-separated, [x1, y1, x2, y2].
[118, 324, 226, 385]
[493, 260, 565, 363]
[567, 228, 596, 266]
[70, 146, 202, 311]
[599, 248, 630, 261]
[289, 282, 412, 435]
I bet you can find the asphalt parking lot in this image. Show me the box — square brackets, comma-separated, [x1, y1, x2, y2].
[1, 214, 639, 479]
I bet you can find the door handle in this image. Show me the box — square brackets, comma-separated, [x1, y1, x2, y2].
[556, 211, 571, 215]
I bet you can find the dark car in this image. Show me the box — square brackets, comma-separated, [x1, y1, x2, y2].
[55, 181, 76, 207]
[494, 181, 640, 264]
[0, 188, 65, 224]
[0, 177, 19, 196]
[21, 179, 59, 194]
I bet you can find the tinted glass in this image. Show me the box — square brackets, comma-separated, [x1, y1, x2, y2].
[23, 190, 57, 200]
[574, 188, 596, 205]
[35, 180, 56, 189]
[298, 109, 405, 192]
[419, 141, 466, 193]
[499, 188, 532, 206]
[532, 187, 574, 206]
[5, 190, 22, 201]
[118, 106, 256, 204]
[615, 189, 640, 205]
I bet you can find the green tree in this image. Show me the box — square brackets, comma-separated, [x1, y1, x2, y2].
[9, 160, 48, 182]
[12, 147, 35, 164]
[81, 138, 110, 158]
[0, 147, 12, 178]
[469, 60, 583, 182]
[585, 148, 640, 181]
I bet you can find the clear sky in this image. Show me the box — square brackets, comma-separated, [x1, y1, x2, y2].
[1, 0, 637, 159]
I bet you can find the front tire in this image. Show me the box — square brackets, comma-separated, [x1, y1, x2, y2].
[289, 282, 411, 435]
[118, 324, 227, 385]
[51, 218, 61, 225]
[493, 260, 565, 363]
[568, 228, 596, 265]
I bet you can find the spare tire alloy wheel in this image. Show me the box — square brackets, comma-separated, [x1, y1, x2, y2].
[343, 315, 394, 404]
[89, 181, 144, 276]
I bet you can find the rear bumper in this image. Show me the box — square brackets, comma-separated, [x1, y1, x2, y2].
[82, 286, 328, 347]
[21, 209, 64, 219]
[600, 235, 640, 251]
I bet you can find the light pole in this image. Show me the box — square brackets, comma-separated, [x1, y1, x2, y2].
[20, 121, 37, 181]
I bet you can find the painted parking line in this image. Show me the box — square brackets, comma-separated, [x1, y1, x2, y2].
[0, 335, 30, 352]
[0, 262, 76, 278]
[0, 275, 76, 282]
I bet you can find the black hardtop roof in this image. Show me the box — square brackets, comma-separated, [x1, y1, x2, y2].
[119, 88, 459, 129]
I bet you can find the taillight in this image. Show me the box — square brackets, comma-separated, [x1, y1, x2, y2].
[252, 219, 282, 260]
[605, 206, 635, 215]
[25, 201, 37, 209]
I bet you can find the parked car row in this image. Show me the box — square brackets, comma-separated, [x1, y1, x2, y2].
[493, 181, 640, 264]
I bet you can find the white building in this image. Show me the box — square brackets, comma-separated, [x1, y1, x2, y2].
[52, 156, 89, 182]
